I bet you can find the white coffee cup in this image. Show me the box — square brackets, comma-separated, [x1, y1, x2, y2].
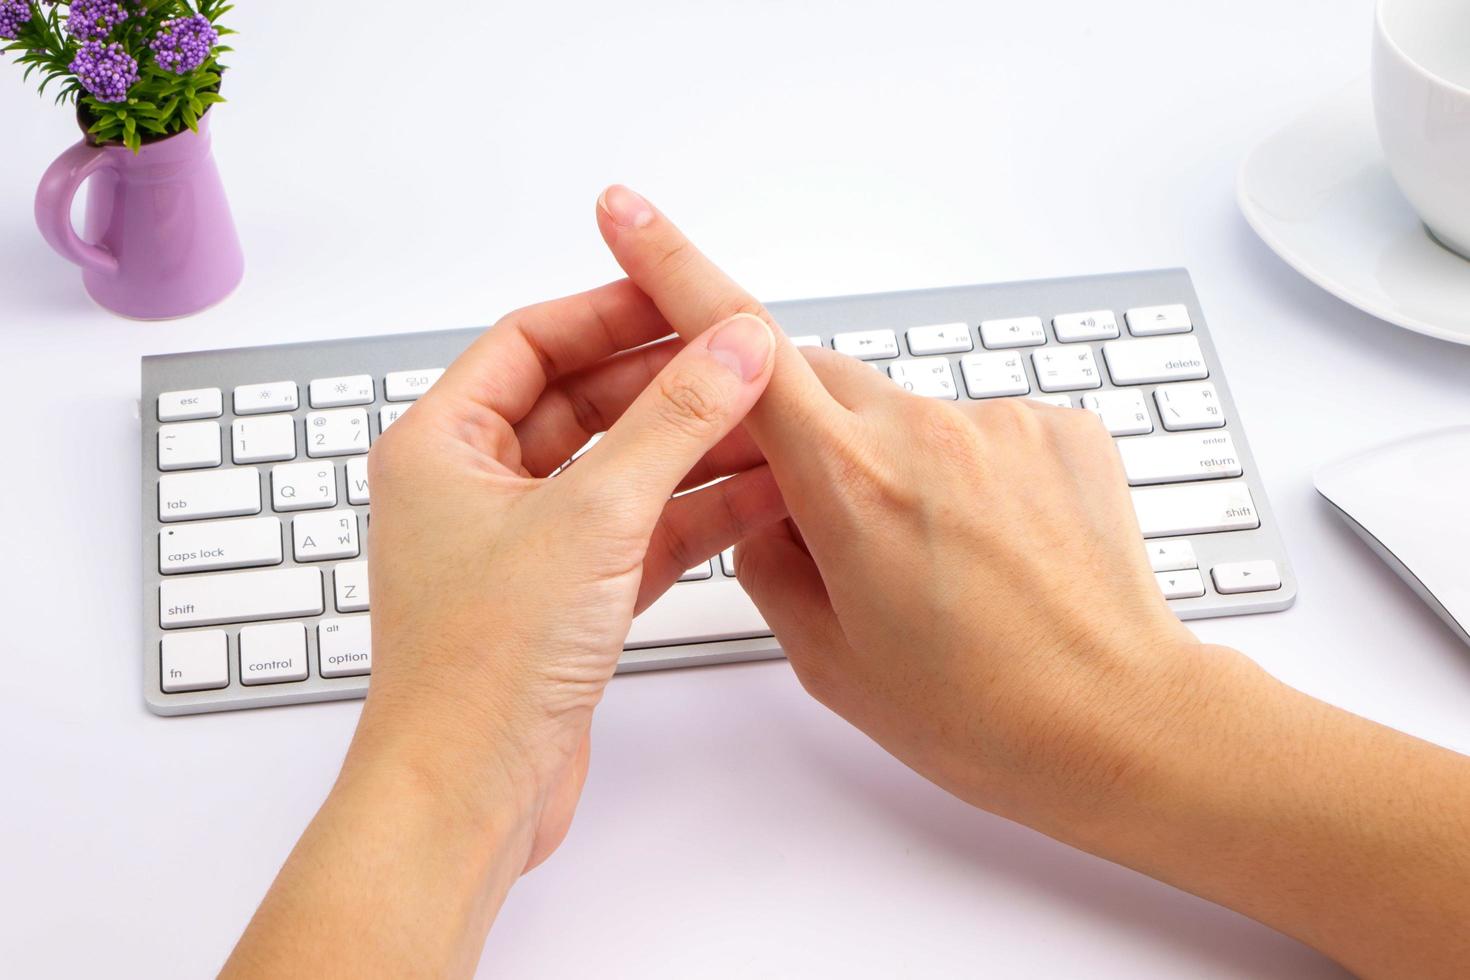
[1372, 0, 1470, 258]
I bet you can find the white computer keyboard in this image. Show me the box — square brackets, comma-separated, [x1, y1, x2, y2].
[140, 269, 1296, 715]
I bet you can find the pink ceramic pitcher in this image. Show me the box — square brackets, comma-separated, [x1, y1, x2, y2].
[34, 112, 244, 320]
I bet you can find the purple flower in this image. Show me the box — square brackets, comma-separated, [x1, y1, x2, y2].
[0, 0, 32, 41]
[70, 39, 137, 102]
[66, 0, 128, 41]
[150, 14, 217, 75]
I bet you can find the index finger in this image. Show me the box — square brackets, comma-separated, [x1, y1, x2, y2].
[594, 185, 847, 460]
[428, 278, 674, 424]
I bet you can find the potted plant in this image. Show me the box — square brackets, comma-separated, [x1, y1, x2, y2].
[3, 0, 244, 319]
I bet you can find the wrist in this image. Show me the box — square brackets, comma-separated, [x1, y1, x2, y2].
[340, 702, 544, 858]
[1038, 641, 1287, 854]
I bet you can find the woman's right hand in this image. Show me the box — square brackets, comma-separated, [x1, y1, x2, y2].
[595, 185, 1241, 836]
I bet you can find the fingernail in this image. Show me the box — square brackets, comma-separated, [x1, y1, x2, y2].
[706, 314, 775, 383]
[598, 184, 654, 229]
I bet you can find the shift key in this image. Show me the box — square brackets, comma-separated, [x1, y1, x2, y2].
[1131, 482, 1260, 538]
[160, 567, 323, 629]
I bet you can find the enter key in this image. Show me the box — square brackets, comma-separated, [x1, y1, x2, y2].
[1116, 431, 1243, 486]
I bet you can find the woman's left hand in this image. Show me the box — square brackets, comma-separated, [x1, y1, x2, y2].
[355, 282, 782, 869]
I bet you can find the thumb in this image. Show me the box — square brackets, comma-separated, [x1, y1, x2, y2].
[564, 312, 776, 528]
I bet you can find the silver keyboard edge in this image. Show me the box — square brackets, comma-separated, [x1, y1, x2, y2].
[140, 268, 1297, 716]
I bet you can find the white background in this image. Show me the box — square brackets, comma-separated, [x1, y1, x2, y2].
[3, 1, 1469, 976]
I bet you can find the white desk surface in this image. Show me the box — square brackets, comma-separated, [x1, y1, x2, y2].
[4, 1, 1468, 976]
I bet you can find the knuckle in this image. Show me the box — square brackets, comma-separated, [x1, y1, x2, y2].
[366, 425, 406, 482]
[707, 296, 770, 327]
[655, 369, 729, 435]
[913, 400, 976, 449]
[658, 518, 699, 574]
[983, 396, 1046, 436]
[828, 435, 917, 511]
[1069, 407, 1113, 440]
[652, 240, 695, 279]
[1050, 405, 1113, 452]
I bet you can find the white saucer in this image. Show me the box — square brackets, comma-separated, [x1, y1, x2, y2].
[1237, 77, 1470, 346]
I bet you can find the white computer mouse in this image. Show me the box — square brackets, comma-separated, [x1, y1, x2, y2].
[1315, 426, 1470, 648]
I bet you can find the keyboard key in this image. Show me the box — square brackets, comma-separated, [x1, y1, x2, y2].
[159, 468, 261, 523]
[571, 432, 603, 463]
[159, 567, 323, 629]
[239, 622, 309, 686]
[720, 548, 736, 577]
[379, 405, 409, 432]
[626, 578, 769, 648]
[334, 560, 370, 612]
[1052, 310, 1119, 343]
[1080, 389, 1153, 435]
[234, 382, 299, 416]
[980, 316, 1046, 349]
[1131, 483, 1259, 538]
[272, 462, 337, 512]
[309, 374, 375, 408]
[384, 369, 445, 402]
[159, 517, 282, 575]
[306, 408, 371, 457]
[889, 358, 959, 399]
[158, 421, 221, 471]
[1156, 568, 1207, 600]
[1147, 539, 1198, 573]
[160, 630, 229, 693]
[346, 457, 370, 505]
[158, 387, 222, 422]
[960, 351, 1030, 398]
[832, 329, 899, 360]
[1032, 346, 1102, 392]
[1102, 336, 1209, 385]
[231, 415, 297, 464]
[319, 617, 373, 677]
[906, 322, 973, 356]
[1212, 560, 1282, 594]
[788, 335, 823, 348]
[293, 510, 360, 562]
[1117, 431, 1242, 486]
[1028, 394, 1073, 408]
[1155, 382, 1226, 431]
[679, 562, 713, 582]
[1127, 304, 1193, 336]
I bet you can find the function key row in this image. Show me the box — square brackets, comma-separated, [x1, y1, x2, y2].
[879, 338, 1211, 403]
[794, 304, 1193, 363]
[157, 368, 445, 422]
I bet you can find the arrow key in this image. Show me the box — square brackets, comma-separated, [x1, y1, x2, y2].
[1212, 561, 1282, 595]
[1147, 539, 1198, 573]
[1155, 568, 1206, 600]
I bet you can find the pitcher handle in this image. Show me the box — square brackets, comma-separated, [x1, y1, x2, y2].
[34, 140, 120, 276]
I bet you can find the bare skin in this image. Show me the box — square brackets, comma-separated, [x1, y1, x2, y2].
[223, 187, 1470, 980]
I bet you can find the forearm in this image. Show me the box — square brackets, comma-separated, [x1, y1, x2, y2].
[1064, 649, 1470, 979]
[222, 739, 535, 979]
